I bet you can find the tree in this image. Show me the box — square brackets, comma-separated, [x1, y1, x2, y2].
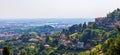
[105, 26, 120, 55]
[20, 49, 27, 55]
[69, 24, 79, 34]
[83, 22, 87, 28]
[2, 46, 11, 55]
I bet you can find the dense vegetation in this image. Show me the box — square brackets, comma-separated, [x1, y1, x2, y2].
[0, 8, 120, 55]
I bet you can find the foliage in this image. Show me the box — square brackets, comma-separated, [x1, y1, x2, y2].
[2, 46, 11, 55]
[20, 49, 27, 55]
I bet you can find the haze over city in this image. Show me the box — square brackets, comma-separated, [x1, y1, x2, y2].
[0, 0, 120, 19]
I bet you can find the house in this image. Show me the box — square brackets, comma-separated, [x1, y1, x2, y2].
[13, 40, 22, 45]
[95, 17, 104, 22]
[0, 49, 3, 55]
[40, 33, 46, 37]
[62, 40, 71, 46]
[76, 42, 84, 48]
[39, 37, 45, 43]
[107, 25, 115, 29]
[95, 17, 105, 24]
[29, 38, 39, 42]
[44, 44, 50, 48]
[85, 43, 91, 49]
[115, 21, 120, 26]
[60, 34, 66, 39]
[29, 43, 36, 46]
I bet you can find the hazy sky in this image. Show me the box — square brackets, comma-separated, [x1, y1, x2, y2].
[0, 0, 120, 19]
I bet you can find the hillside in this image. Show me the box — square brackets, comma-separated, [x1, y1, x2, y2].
[1, 8, 120, 55]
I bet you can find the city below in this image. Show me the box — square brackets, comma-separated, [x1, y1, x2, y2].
[0, 18, 94, 40]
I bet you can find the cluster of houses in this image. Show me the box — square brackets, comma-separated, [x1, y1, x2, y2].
[88, 17, 116, 29]
[0, 29, 93, 55]
[27, 33, 86, 49]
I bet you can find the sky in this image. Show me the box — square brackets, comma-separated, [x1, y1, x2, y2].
[0, 0, 120, 19]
